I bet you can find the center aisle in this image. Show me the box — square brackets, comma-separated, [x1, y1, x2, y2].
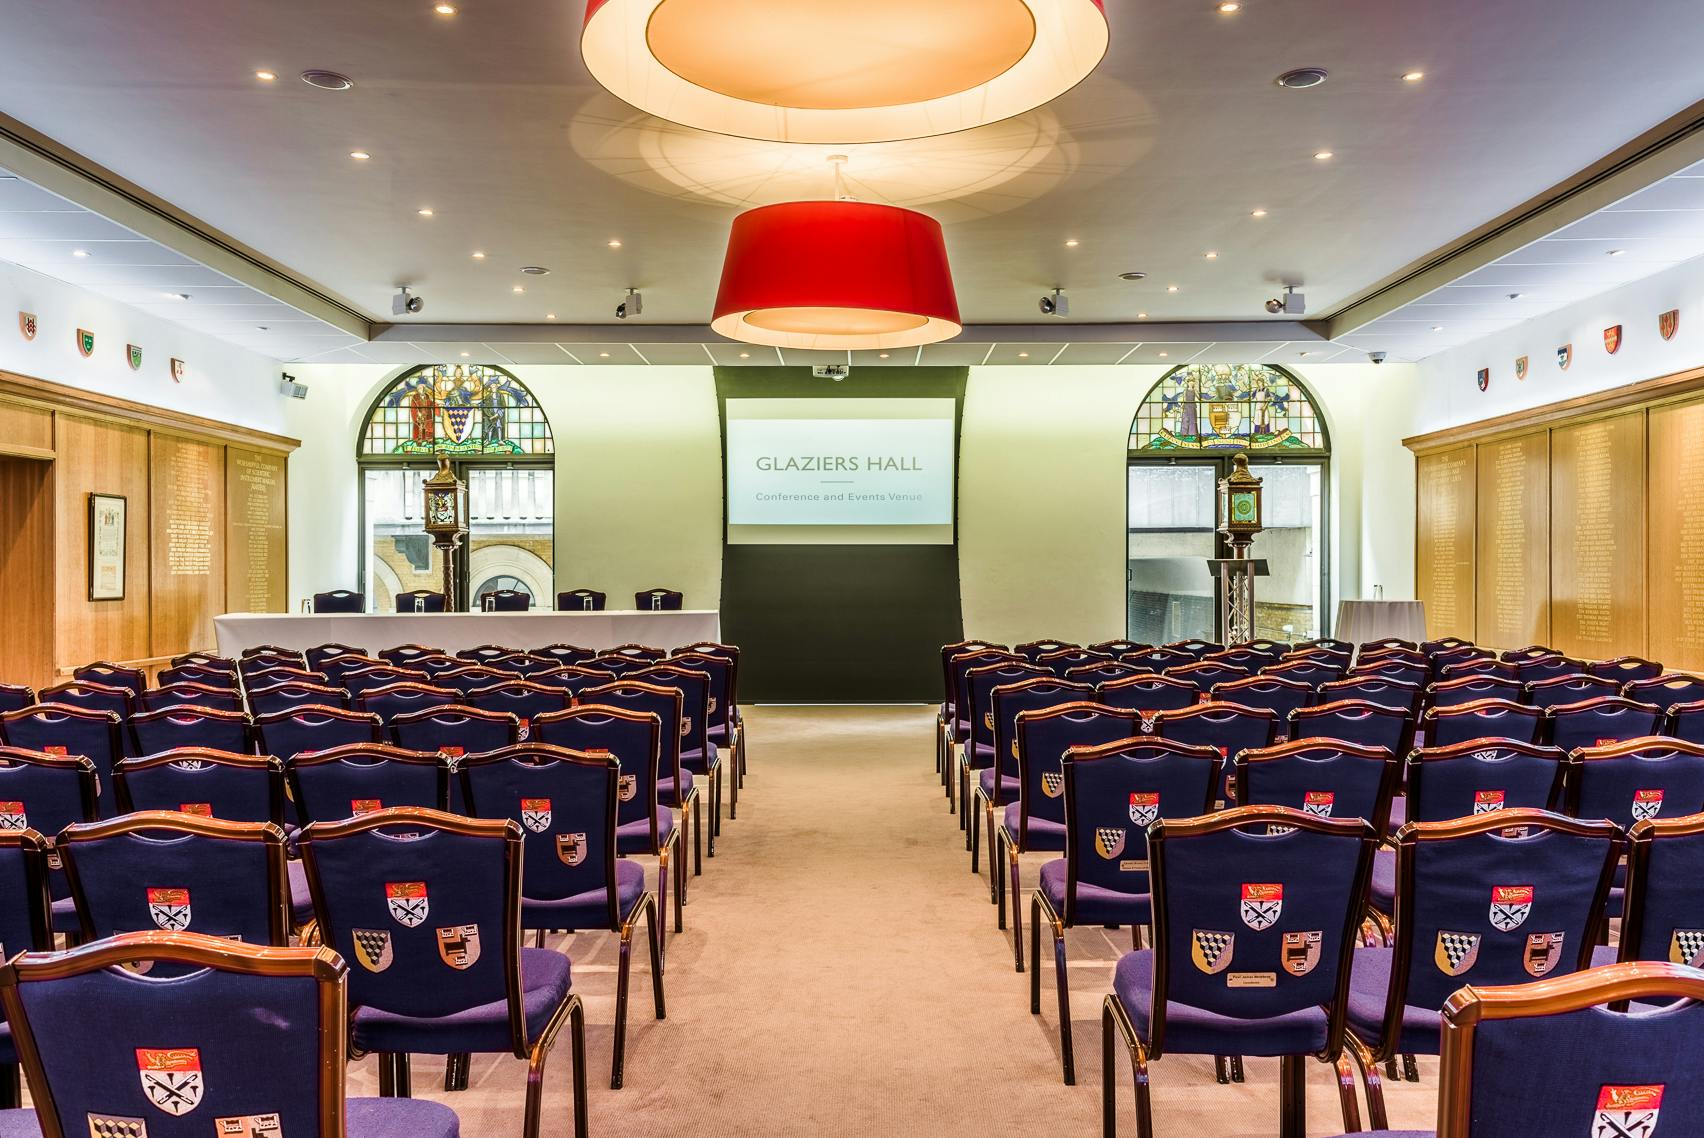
[358, 705, 1436, 1136]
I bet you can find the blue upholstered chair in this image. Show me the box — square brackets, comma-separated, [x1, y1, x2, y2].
[609, 644, 668, 664]
[1166, 661, 1251, 696]
[60, 812, 291, 946]
[1089, 640, 1148, 657]
[1545, 696, 1661, 752]
[466, 680, 573, 742]
[1361, 637, 1418, 654]
[287, 743, 449, 826]
[1153, 701, 1280, 806]
[312, 588, 365, 613]
[579, 681, 703, 877]
[1622, 813, 1704, 967]
[1120, 646, 1195, 673]
[1283, 646, 1352, 669]
[461, 744, 664, 1088]
[1341, 810, 1620, 1121]
[1036, 648, 1111, 676]
[1421, 698, 1542, 747]
[482, 653, 559, 679]
[1263, 659, 1347, 689]
[1298, 637, 1354, 653]
[636, 662, 724, 851]
[299, 809, 587, 1138]
[131, 705, 252, 756]
[1424, 674, 1523, 710]
[586, 653, 656, 679]
[538, 643, 598, 667]
[170, 650, 234, 669]
[972, 677, 1093, 880]
[958, 660, 1049, 823]
[38, 679, 131, 722]
[436, 665, 511, 699]
[533, 705, 682, 934]
[358, 682, 457, 726]
[343, 665, 431, 699]
[534, 666, 620, 701]
[1102, 807, 1377, 1138]
[1587, 656, 1665, 684]
[1208, 647, 1278, 672]
[0, 827, 51, 1105]
[253, 705, 382, 762]
[1357, 647, 1426, 670]
[312, 649, 379, 683]
[1496, 642, 1555, 662]
[1565, 738, 1704, 829]
[998, 704, 1142, 953]
[137, 682, 242, 713]
[1095, 673, 1199, 723]
[1669, 699, 1704, 744]
[557, 589, 606, 611]
[1425, 643, 1491, 670]
[1016, 639, 1077, 663]
[1319, 676, 1423, 718]
[1437, 657, 1520, 682]
[378, 644, 445, 668]
[0, 687, 33, 717]
[1525, 672, 1619, 711]
[478, 586, 530, 610]
[1235, 739, 1398, 833]
[72, 662, 146, 698]
[412, 654, 471, 682]
[0, 704, 124, 813]
[392, 705, 518, 769]
[1210, 675, 1313, 733]
[1625, 674, 1704, 715]
[247, 680, 351, 716]
[1512, 654, 1588, 685]
[243, 664, 328, 691]
[635, 588, 683, 610]
[0, 747, 97, 936]
[0, 931, 463, 1138]
[395, 589, 447, 612]
[672, 648, 744, 814]
[1165, 639, 1222, 662]
[939, 647, 1014, 792]
[1031, 736, 1219, 1083]
[156, 663, 239, 690]
[1291, 700, 1411, 754]
[116, 749, 288, 826]
[302, 642, 359, 670]
[1348, 659, 1429, 688]
[244, 643, 308, 664]
[1063, 660, 1144, 686]
[1404, 739, 1565, 824]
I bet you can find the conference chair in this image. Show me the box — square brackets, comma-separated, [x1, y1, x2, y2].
[0, 747, 97, 937]
[1234, 739, 1398, 833]
[1121, 646, 1195, 673]
[1288, 700, 1412, 754]
[1209, 675, 1313, 733]
[1440, 658, 1522, 682]
[0, 932, 463, 1138]
[460, 745, 665, 1088]
[479, 588, 531, 612]
[115, 748, 288, 826]
[1238, 637, 1292, 655]
[1283, 646, 1352, 668]
[1036, 648, 1110, 676]
[435, 663, 511, 698]
[532, 705, 683, 934]
[636, 662, 723, 848]
[1513, 654, 1587, 684]
[466, 680, 573, 741]
[247, 679, 351, 716]
[137, 681, 243, 713]
[312, 588, 365, 613]
[0, 704, 124, 813]
[241, 652, 317, 682]
[972, 677, 1094, 878]
[1089, 640, 1148, 657]
[252, 705, 383, 763]
[59, 812, 291, 946]
[1341, 809, 1621, 1112]
[1165, 661, 1250, 695]
[1063, 660, 1145, 687]
[1424, 674, 1523, 710]
[398, 654, 459, 682]
[1619, 812, 1704, 967]
[1030, 736, 1219, 1083]
[533, 665, 619, 700]
[130, 704, 252, 755]
[580, 681, 704, 875]
[1544, 696, 1661, 752]
[611, 644, 669, 663]
[392, 704, 519, 760]
[71, 661, 146, 698]
[343, 664, 432, 699]
[1205, 647, 1273, 672]
[1624, 673, 1704, 714]
[287, 743, 450, 826]
[635, 587, 683, 610]
[244, 643, 307, 663]
[1404, 739, 1566, 825]
[37, 679, 131, 721]
[156, 662, 239, 690]
[1666, 699, 1704, 743]
[998, 703, 1142, 954]
[959, 660, 1049, 826]
[1565, 738, 1704, 830]
[1526, 673, 1620, 710]
[672, 650, 744, 814]
[395, 589, 448, 612]
[0, 686, 33, 717]
[456, 644, 514, 665]
[588, 653, 656, 679]
[305, 642, 366, 672]
[482, 653, 559, 679]
[1587, 655, 1665, 684]
[1094, 674, 1199, 724]
[538, 642, 599, 666]
[0, 826, 51, 1103]
[357, 681, 457, 726]
[940, 648, 1016, 792]
[1016, 639, 1078, 662]
[1101, 806, 1377, 1138]
[1262, 659, 1346, 689]
[298, 808, 588, 1137]
[1428, 645, 1494, 675]
[379, 643, 444, 668]
[1420, 698, 1543, 747]
[1165, 639, 1222, 662]
[1356, 647, 1427, 668]
[1152, 701, 1280, 806]
[311, 654, 384, 690]
[557, 589, 606, 611]
[1347, 658, 1429, 688]
[245, 667, 333, 697]
[1296, 637, 1353, 653]
[1361, 637, 1417, 653]
[939, 641, 1004, 735]
[1317, 676, 1422, 718]
[171, 650, 234, 669]
[1497, 642, 1559, 662]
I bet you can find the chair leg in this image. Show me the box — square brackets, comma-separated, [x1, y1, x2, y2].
[995, 829, 1009, 931]
[524, 994, 588, 1138]
[0, 1064, 19, 1109]
[1008, 843, 1024, 960]
[378, 1053, 412, 1099]
[1230, 1055, 1245, 1082]
[1030, 899, 1044, 1010]
[443, 1053, 470, 1092]
[1345, 1035, 1390, 1132]
[1333, 1055, 1364, 1135]
[646, 894, 666, 1020]
[960, 765, 971, 837]
[728, 746, 738, 820]
[1402, 1053, 1420, 1082]
[1102, 998, 1154, 1138]
[691, 794, 703, 876]
[1214, 1056, 1230, 1084]
[970, 793, 982, 875]
[612, 922, 634, 1089]
[1278, 1054, 1306, 1138]
[709, 764, 721, 852]
[676, 828, 689, 910]
[1053, 918, 1075, 1084]
[534, 928, 545, 949]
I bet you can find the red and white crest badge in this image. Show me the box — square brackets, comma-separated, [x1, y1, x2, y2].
[17, 312, 35, 341]
[556, 832, 587, 866]
[1095, 827, 1126, 860]
[146, 887, 192, 931]
[1434, 930, 1481, 976]
[1632, 788, 1665, 821]
[1669, 928, 1704, 967]
[1282, 930, 1322, 976]
[0, 801, 25, 830]
[136, 1048, 203, 1115]
[178, 803, 213, 817]
[1489, 884, 1533, 932]
[1660, 309, 1680, 341]
[1302, 790, 1335, 817]
[385, 880, 429, 927]
[1191, 929, 1234, 975]
[1594, 1083, 1662, 1138]
[1128, 791, 1159, 827]
[1604, 325, 1623, 355]
[1476, 367, 1490, 392]
[1240, 883, 1283, 930]
[521, 797, 551, 832]
[436, 924, 481, 969]
[350, 799, 382, 816]
[1473, 789, 1506, 814]
[1523, 931, 1565, 977]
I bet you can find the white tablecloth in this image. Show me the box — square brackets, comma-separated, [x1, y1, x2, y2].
[1333, 600, 1427, 647]
[214, 611, 723, 658]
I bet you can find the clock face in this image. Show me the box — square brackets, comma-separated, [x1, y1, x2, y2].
[1230, 492, 1256, 523]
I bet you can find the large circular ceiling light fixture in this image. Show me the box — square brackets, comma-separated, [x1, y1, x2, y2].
[711, 201, 960, 350]
[581, 0, 1109, 144]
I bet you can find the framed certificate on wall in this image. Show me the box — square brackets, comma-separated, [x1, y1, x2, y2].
[88, 492, 126, 601]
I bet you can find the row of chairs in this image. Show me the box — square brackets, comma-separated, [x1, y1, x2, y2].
[315, 587, 686, 612]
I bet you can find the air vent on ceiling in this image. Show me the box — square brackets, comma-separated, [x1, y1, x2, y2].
[300, 70, 354, 91]
[1275, 67, 1329, 89]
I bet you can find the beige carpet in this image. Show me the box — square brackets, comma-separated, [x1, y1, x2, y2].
[351, 705, 1441, 1136]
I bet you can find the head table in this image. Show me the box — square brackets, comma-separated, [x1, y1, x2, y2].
[213, 610, 723, 658]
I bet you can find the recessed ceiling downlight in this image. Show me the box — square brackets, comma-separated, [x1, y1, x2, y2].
[520, 265, 551, 275]
[1275, 67, 1329, 89]
[301, 70, 354, 91]
[581, 0, 1109, 144]
[1118, 271, 1147, 281]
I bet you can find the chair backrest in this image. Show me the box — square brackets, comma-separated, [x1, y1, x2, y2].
[466, 680, 574, 741]
[242, 664, 329, 691]
[1147, 807, 1375, 1056]
[314, 651, 382, 685]
[1511, 654, 1586, 684]
[1152, 701, 1280, 783]
[0, 684, 35, 715]
[60, 812, 290, 945]
[0, 747, 98, 846]
[1288, 698, 1411, 752]
[460, 745, 620, 921]
[1260, 659, 1345, 689]
[1349, 658, 1430, 687]
[115, 749, 287, 825]
[557, 589, 607, 611]
[1060, 737, 1220, 922]
[1625, 674, 1704, 714]
[394, 589, 447, 612]
[342, 664, 431, 698]
[939, 640, 1003, 704]
[944, 648, 1015, 719]
[156, 664, 239, 691]
[538, 643, 598, 666]
[1423, 698, 1545, 747]
[1358, 646, 1427, 668]
[0, 827, 53, 957]
[1362, 637, 1418, 653]
[1495, 643, 1556, 662]
[482, 653, 559, 679]
[432, 664, 509, 697]
[137, 682, 243, 713]
[579, 682, 685, 804]
[634, 663, 714, 764]
[303, 642, 360, 670]
[1429, 645, 1493, 674]
[1011, 703, 1142, 844]
[1426, 674, 1525, 710]
[1234, 739, 1398, 832]
[1088, 639, 1147, 657]
[1566, 738, 1704, 828]
[1297, 637, 1353, 653]
[170, 651, 234, 670]
[1587, 656, 1664, 684]
[0, 705, 123, 812]
[478, 589, 530, 612]
[131, 705, 252, 756]
[964, 661, 1049, 754]
[1318, 675, 1423, 716]
[1164, 661, 1251, 694]
[243, 643, 307, 663]
[672, 651, 737, 736]
[1405, 739, 1567, 824]
[312, 589, 365, 613]
[457, 644, 515, 664]
[1282, 647, 1352, 668]
[1623, 814, 1704, 967]
[1545, 696, 1661, 753]
[1207, 675, 1313, 724]
[1120, 647, 1195, 673]
[1015, 639, 1077, 662]
[392, 704, 519, 758]
[533, 664, 619, 699]
[1035, 648, 1111, 676]
[1525, 672, 1619, 710]
[1378, 810, 1621, 1059]
[72, 662, 146, 698]
[253, 705, 382, 763]
[1439, 658, 1521, 681]
[636, 587, 683, 610]
[38, 679, 132, 720]
[532, 705, 662, 843]
[1165, 639, 1222, 661]
[300, 808, 523, 1028]
[588, 653, 659, 678]
[356, 681, 457, 725]
[988, 677, 1095, 789]
[1062, 660, 1144, 686]
[1095, 673, 1199, 719]
[246, 680, 351, 716]
[378, 643, 445, 667]
[0, 932, 351, 1138]
[287, 743, 449, 824]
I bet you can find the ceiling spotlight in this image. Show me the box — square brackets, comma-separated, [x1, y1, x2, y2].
[1402, 70, 1425, 82]
[1039, 288, 1069, 317]
[300, 69, 354, 91]
[349, 150, 371, 160]
[739, 352, 750, 359]
[1204, 251, 1218, 260]
[459, 351, 470, 357]
[255, 70, 277, 82]
[1276, 67, 1330, 89]
[1157, 351, 1169, 358]
[471, 252, 485, 261]
[1216, 1, 1241, 12]
[417, 208, 435, 217]
[616, 287, 643, 319]
[434, 2, 457, 12]
[607, 239, 623, 248]
[1313, 150, 1334, 161]
[1507, 292, 1523, 300]
[1119, 271, 1147, 281]
[392, 286, 424, 316]
[1607, 248, 1626, 256]
[1018, 351, 1030, 358]
[163, 292, 190, 302]
[599, 352, 611, 358]
[1166, 285, 1179, 293]
[1264, 285, 1305, 314]
[71, 249, 89, 258]
[1137, 312, 1148, 319]
[1064, 238, 1080, 248]
[879, 353, 890, 359]
[1297, 351, 1311, 358]
[546, 313, 557, 320]
[512, 286, 524, 293]
[1250, 208, 1268, 218]
[1431, 325, 1444, 332]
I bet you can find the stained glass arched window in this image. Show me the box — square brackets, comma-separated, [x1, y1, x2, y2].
[1129, 363, 1327, 454]
[360, 364, 553, 457]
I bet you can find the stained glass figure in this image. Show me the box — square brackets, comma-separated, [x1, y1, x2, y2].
[1130, 364, 1324, 452]
[361, 364, 553, 457]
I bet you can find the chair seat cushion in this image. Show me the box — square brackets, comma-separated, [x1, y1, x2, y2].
[1591, 944, 1619, 968]
[50, 895, 78, 935]
[522, 859, 646, 931]
[1387, 795, 1406, 831]
[288, 858, 314, 925]
[963, 741, 996, 771]
[616, 807, 676, 855]
[707, 722, 733, 745]
[1039, 858, 1149, 926]
[1369, 848, 1396, 912]
[978, 769, 1019, 801]
[351, 947, 571, 1054]
[0, 1110, 38, 1138]
[657, 770, 694, 801]
[1346, 947, 1436, 1055]
[1001, 803, 1065, 851]
[347, 1097, 459, 1138]
[681, 743, 718, 776]
[1112, 950, 1329, 1056]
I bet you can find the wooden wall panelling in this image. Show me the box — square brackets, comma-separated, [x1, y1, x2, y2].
[1550, 411, 1646, 660]
[1474, 432, 1550, 651]
[0, 457, 55, 688]
[0, 400, 54, 459]
[149, 434, 226, 656]
[225, 447, 288, 613]
[1649, 400, 1704, 670]
[1416, 446, 1477, 640]
[55, 415, 151, 670]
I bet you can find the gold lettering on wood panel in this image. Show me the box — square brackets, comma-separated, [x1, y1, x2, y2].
[1490, 441, 1528, 629]
[166, 443, 213, 575]
[1567, 422, 1614, 644]
[1418, 448, 1474, 638]
[226, 449, 286, 612]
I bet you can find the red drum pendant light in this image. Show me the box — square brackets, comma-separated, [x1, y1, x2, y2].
[581, 0, 1109, 144]
[711, 200, 961, 351]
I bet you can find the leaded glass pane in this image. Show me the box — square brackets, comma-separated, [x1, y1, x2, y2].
[360, 364, 553, 457]
[1129, 364, 1325, 452]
